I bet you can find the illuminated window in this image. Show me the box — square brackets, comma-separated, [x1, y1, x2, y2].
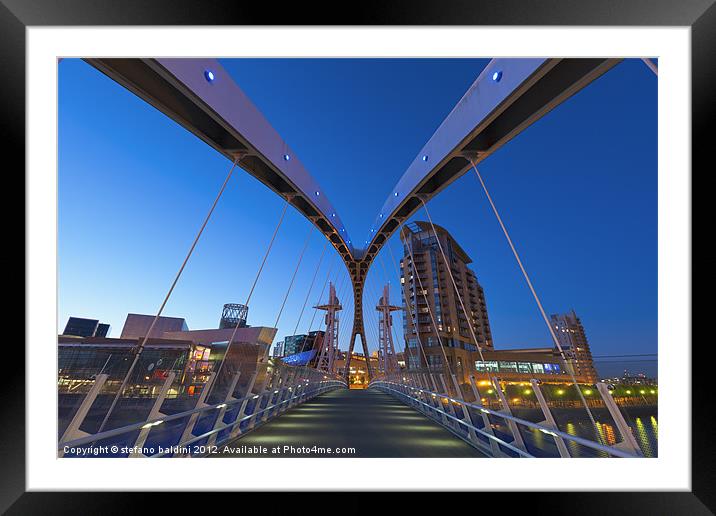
[475, 360, 499, 372]
[498, 361, 518, 372]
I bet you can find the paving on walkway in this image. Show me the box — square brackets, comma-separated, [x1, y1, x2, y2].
[214, 387, 485, 458]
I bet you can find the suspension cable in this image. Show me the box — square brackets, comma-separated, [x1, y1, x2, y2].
[291, 239, 328, 336]
[419, 199, 490, 366]
[371, 266, 403, 378]
[273, 226, 313, 331]
[377, 252, 406, 376]
[305, 254, 336, 334]
[303, 253, 338, 364]
[245, 198, 290, 307]
[98, 156, 240, 433]
[214, 196, 291, 380]
[308, 261, 345, 347]
[363, 279, 385, 361]
[385, 235, 435, 386]
[465, 160, 600, 432]
[401, 222, 457, 382]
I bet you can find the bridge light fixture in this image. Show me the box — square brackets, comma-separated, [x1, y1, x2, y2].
[204, 70, 216, 83]
[394, 192, 399, 197]
[422, 155, 428, 162]
[492, 70, 503, 82]
[283, 154, 291, 161]
[315, 191, 320, 196]
[331, 213, 336, 218]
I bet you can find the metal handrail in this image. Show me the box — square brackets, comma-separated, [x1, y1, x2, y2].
[380, 383, 531, 457]
[153, 381, 343, 456]
[370, 380, 639, 458]
[59, 379, 346, 451]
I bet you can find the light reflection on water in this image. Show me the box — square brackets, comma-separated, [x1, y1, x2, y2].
[505, 407, 658, 458]
[562, 413, 658, 458]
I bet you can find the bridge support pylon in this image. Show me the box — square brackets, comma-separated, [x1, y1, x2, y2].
[376, 283, 400, 377]
[345, 262, 372, 384]
[315, 282, 341, 374]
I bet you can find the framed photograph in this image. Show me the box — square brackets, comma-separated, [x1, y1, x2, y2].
[9, 0, 708, 512]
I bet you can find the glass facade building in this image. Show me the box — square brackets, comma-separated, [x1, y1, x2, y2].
[62, 317, 111, 338]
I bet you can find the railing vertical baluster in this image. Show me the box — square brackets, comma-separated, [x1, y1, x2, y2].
[491, 376, 528, 455]
[530, 379, 571, 458]
[596, 382, 644, 456]
[58, 373, 109, 457]
[228, 370, 258, 440]
[206, 371, 243, 447]
[468, 375, 501, 457]
[129, 372, 176, 457]
[175, 373, 216, 457]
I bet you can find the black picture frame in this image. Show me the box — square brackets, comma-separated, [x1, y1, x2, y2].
[6, 0, 709, 513]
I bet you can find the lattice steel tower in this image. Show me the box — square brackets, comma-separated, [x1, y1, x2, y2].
[315, 282, 341, 374]
[376, 284, 400, 376]
[219, 303, 249, 329]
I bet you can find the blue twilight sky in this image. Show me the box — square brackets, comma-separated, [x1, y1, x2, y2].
[58, 58, 657, 377]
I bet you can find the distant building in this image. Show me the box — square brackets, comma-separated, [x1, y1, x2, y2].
[272, 341, 285, 358]
[57, 332, 270, 434]
[400, 221, 492, 378]
[58, 311, 277, 432]
[62, 317, 111, 338]
[397, 222, 598, 386]
[120, 313, 188, 339]
[550, 310, 598, 383]
[283, 331, 325, 357]
[283, 334, 308, 356]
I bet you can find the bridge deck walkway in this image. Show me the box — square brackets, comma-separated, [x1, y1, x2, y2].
[215, 387, 485, 457]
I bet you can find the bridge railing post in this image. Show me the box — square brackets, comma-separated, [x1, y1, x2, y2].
[439, 374, 459, 430]
[175, 373, 217, 457]
[427, 373, 448, 424]
[264, 367, 290, 420]
[276, 368, 298, 414]
[468, 375, 501, 457]
[206, 370, 243, 448]
[58, 373, 109, 457]
[129, 372, 176, 457]
[228, 371, 258, 440]
[450, 373, 478, 443]
[244, 362, 277, 430]
[529, 379, 571, 458]
[596, 382, 644, 456]
[292, 369, 310, 406]
[491, 377, 528, 455]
